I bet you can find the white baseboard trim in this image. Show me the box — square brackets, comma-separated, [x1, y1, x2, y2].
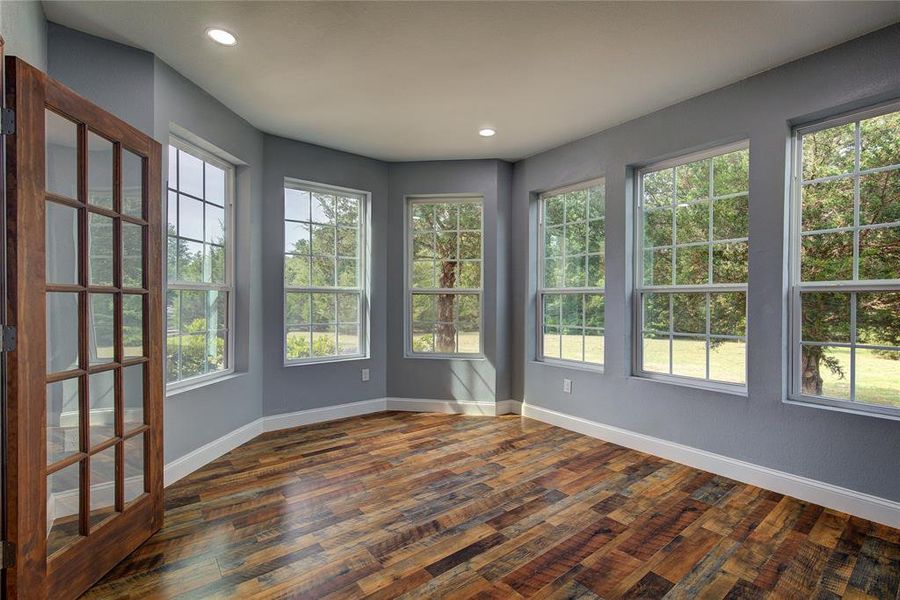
[498, 399, 523, 415]
[164, 417, 264, 487]
[521, 402, 900, 529]
[385, 397, 500, 415]
[163, 397, 513, 486]
[164, 398, 387, 486]
[262, 398, 388, 432]
[162, 396, 898, 528]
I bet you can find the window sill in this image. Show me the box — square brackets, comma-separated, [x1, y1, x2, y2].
[628, 373, 748, 398]
[284, 354, 370, 368]
[532, 358, 604, 374]
[785, 395, 900, 422]
[166, 369, 240, 397]
[404, 353, 486, 361]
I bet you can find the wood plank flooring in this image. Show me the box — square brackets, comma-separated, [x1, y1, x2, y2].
[82, 412, 900, 599]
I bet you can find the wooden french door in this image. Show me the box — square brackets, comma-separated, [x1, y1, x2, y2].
[3, 57, 163, 599]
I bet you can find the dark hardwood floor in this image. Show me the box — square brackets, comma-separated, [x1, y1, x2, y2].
[82, 412, 900, 599]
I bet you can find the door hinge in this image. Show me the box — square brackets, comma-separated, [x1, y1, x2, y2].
[1, 108, 14, 135]
[1, 325, 16, 352]
[0, 541, 14, 568]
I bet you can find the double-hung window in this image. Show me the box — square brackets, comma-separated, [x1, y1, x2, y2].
[283, 181, 368, 364]
[791, 103, 900, 415]
[538, 181, 606, 366]
[408, 197, 483, 356]
[166, 139, 234, 387]
[635, 143, 750, 388]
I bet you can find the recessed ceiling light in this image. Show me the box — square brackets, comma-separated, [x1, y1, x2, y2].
[206, 28, 237, 46]
[479, 128, 496, 137]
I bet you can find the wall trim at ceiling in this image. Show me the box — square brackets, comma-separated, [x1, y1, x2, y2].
[162, 397, 899, 528]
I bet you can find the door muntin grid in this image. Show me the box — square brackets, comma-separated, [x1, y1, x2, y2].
[44, 108, 151, 556]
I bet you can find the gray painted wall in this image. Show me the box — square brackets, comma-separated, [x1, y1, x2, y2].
[495, 160, 514, 403]
[9, 17, 900, 504]
[0, 0, 46, 70]
[153, 59, 265, 462]
[47, 24, 265, 462]
[386, 160, 512, 402]
[48, 23, 154, 136]
[511, 24, 900, 502]
[261, 135, 389, 415]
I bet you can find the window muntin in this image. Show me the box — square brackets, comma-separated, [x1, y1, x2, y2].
[283, 181, 368, 364]
[166, 140, 234, 388]
[538, 181, 606, 366]
[791, 104, 900, 414]
[635, 144, 749, 387]
[407, 197, 483, 356]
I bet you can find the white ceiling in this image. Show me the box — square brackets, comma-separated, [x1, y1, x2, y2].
[42, 1, 900, 162]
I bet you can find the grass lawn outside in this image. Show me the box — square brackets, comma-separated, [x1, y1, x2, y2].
[641, 337, 745, 384]
[290, 329, 898, 408]
[542, 332, 604, 365]
[814, 346, 899, 408]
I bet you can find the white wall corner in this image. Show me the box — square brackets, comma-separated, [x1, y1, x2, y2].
[497, 399, 523, 415]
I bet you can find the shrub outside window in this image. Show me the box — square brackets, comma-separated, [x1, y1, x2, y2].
[166, 139, 234, 388]
[283, 180, 368, 364]
[791, 103, 900, 415]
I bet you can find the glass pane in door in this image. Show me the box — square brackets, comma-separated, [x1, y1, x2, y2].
[122, 223, 144, 288]
[122, 149, 144, 218]
[46, 292, 79, 373]
[46, 378, 79, 465]
[123, 294, 144, 358]
[88, 293, 115, 365]
[88, 213, 114, 286]
[123, 364, 144, 433]
[88, 370, 115, 447]
[87, 131, 114, 209]
[123, 433, 145, 504]
[89, 446, 117, 528]
[45, 110, 78, 199]
[47, 461, 82, 556]
[45, 201, 79, 284]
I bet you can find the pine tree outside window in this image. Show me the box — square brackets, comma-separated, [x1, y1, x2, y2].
[407, 197, 483, 357]
[634, 143, 750, 389]
[791, 103, 900, 416]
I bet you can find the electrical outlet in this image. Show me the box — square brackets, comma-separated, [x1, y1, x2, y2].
[563, 378, 572, 394]
[361, 368, 370, 382]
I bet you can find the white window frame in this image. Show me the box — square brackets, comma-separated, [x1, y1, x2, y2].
[789, 100, 900, 419]
[405, 195, 484, 359]
[536, 178, 606, 370]
[282, 178, 370, 366]
[166, 136, 236, 392]
[632, 141, 750, 393]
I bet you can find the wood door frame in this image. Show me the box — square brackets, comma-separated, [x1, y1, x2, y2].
[4, 56, 163, 600]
